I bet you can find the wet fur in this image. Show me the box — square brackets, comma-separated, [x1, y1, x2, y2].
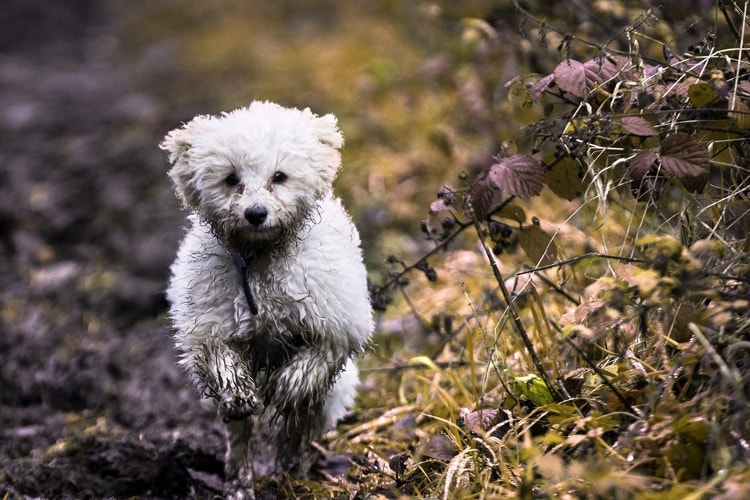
[161, 102, 372, 499]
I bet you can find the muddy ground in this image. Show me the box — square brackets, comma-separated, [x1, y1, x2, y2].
[0, 1, 309, 497]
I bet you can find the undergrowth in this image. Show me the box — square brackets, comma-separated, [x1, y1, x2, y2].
[343, 1, 750, 498]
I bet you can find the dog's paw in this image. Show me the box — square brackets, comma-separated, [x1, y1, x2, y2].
[219, 392, 263, 422]
[224, 480, 255, 500]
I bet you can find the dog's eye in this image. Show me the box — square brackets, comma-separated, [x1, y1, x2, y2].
[271, 171, 287, 184]
[226, 173, 241, 186]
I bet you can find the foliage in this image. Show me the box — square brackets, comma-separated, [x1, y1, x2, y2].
[359, 0, 750, 497]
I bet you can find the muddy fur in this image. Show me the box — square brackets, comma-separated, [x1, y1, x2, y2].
[161, 102, 373, 499]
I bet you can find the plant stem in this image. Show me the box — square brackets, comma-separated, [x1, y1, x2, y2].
[466, 199, 563, 403]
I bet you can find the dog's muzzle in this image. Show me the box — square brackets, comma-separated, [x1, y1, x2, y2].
[244, 205, 268, 227]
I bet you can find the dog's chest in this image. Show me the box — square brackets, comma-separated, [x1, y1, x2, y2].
[231, 262, 319, 344]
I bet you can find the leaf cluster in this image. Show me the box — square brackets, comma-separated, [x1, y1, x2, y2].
[363, 1, 750, 498]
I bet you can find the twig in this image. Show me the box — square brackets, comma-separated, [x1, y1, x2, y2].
[531, 271, 581, 305]
[360, 360, 472, 374]
[729, 0, 748, 114]
[560, 332, 643, 418]
[466, 197, 563, 403]
[511, 0, 663, 65]
[397, 284, 432, 334]
[376, 219, 472, 292]
[690, 323, 748, 405]
[374, 195, 517, 293]
[517, 252, 649, 275]
[719, 0, 743, 43]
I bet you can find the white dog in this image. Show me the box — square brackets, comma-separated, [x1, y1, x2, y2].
[161, 102, 372, 498]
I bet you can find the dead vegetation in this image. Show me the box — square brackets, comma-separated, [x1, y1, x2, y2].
[1, 0, 749, 498]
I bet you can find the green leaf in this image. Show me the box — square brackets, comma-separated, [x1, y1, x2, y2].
[513, 374, 555, 406]
[688, 83, 719, 108]
[496, 203, 527, 223]
[544, 157, 585, 200]
[506, 76, 534, 110]
[674, 415, 711, 445]
[519, 224, 557, 266]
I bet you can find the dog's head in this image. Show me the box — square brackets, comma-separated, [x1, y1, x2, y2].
[161, 101, 344, 250]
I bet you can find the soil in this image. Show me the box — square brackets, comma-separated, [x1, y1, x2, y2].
[0, 1, 308, 497]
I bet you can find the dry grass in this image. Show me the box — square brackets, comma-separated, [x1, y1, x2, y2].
[121, 1, 750, 497]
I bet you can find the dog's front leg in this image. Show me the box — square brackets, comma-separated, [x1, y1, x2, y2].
[224, 419, 256, 500]
[191, 335, 262, 422]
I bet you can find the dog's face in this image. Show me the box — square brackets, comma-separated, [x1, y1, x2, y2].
[161, 102, 344, 250]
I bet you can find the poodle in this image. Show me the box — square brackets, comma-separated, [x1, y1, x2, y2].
[160, 101, 373, 498]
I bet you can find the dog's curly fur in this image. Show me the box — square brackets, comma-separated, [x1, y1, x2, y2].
[161, 102, 373, 498]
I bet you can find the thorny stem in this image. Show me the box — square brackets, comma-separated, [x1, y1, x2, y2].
[375, 195, 516, 293]
[466, 197, 563, 403]
[511, 0, 662, 65]
[517, 252, 650, 275]
[360, 360, 472, 374]
[377, 219, 471, 292]
[718, 0, 743, 43]
[532, 271, 581, 306]
[559, 328, 642, 418]
[730, 0, 748, 113]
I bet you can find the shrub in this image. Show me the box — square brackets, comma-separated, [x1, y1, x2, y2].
[363, 1, 750, 497]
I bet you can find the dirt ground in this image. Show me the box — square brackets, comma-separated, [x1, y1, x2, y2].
[0, 1, 298, 497]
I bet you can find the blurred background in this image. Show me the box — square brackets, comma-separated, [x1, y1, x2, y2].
[0, 0, 716, 496]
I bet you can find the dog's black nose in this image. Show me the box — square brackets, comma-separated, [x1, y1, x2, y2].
[244, 205, 268, 226]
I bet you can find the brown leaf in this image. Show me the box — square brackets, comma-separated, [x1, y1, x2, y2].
[554, 59, 589, 98]
[583, 56, 622, 88]
[469, 170, 498, 219]
[529, 73, 555, 100]
[627, 151, 663, 201]
[659, 133, 709, 192]
[417, 434, 457, 461]
[553, 57, 620, 99]
[622, 116, 659, 137]
[488, 154, 544, 198]
[627, 151, 657, 181]
[459, 408, 510, 438]
[388, 452, 409, 475]
[729, 97, 750, 129]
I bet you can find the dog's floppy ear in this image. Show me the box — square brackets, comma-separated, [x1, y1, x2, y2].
[160, 125, 192, 165]
[311, 112, 344, 150]
[306, 111, 345, 189]
[160, 118, 207, 209]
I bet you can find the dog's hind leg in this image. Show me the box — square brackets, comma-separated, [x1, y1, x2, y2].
[224, 419, 256, 499]
[274, 403, 326, 477]
[274, 358, 361, 476]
